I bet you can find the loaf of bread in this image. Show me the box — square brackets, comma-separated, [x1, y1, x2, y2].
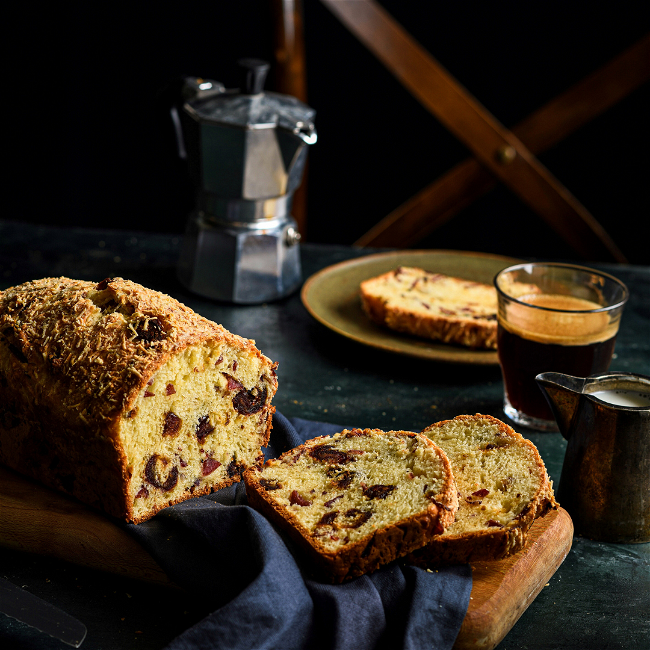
[244, 428, 458, 582]
[0, 277, 278, 523]
[360, 267, 499, 349]
[409, 414, 557, 566]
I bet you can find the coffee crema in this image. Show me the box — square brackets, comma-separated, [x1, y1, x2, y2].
[499, 294, 617, 346]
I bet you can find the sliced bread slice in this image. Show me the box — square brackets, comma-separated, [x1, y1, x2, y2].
[360, 267, 500, 349]
[360, 266, 538, 349]
[410, 414, 557, 566]
[244, 428, 458, 582]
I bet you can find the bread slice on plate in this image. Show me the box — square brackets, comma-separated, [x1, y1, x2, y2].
[244, 428, 458, 582]
[360, 267, 500, 349]
[409, 414, 557, 566]
[360, 266, 538, 350]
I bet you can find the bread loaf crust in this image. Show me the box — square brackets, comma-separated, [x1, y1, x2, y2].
[244, 429, 458, 582]
[0, 277, 277, 522]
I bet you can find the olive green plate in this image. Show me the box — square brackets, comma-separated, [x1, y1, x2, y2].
[301, 250, 521, 365]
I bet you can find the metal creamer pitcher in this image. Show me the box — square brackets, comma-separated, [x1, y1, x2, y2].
[537, 371, 650, 543]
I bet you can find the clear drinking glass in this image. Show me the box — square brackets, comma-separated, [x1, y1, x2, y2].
[494, 263, 629, 431]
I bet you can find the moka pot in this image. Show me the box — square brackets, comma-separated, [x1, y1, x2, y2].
[176, 59, 317, 303]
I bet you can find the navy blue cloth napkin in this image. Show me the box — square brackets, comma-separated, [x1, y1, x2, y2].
[127, 412, 472, 650]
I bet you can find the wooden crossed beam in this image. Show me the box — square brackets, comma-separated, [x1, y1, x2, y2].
[321, 0, 649, 262]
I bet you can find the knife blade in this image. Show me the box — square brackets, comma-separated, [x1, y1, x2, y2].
[0, 576, 87, 647]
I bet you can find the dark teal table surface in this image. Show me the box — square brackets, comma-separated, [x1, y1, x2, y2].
[1, 221, 648, 649]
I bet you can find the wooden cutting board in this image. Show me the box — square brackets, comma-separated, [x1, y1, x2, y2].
[0, 466, 573, 650]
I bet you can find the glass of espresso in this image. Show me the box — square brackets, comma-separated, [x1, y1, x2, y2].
[494, 263, 629, 431]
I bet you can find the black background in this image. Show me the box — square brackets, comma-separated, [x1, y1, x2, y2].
[6, 1, 649, 263]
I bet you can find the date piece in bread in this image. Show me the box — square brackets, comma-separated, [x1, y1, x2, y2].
[244, 429, 458, 583]
[0, 277, 278, 523]
[410, 414, 557, 566]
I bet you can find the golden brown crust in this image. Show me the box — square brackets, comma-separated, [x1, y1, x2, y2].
[0, 277, 278, 523]
[360, 268, 498, 349]
[0, 277, 263, 429]
[244, 429, 458, 582]
[408, 414, 557, 567]
[368, 298, 497, 349]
